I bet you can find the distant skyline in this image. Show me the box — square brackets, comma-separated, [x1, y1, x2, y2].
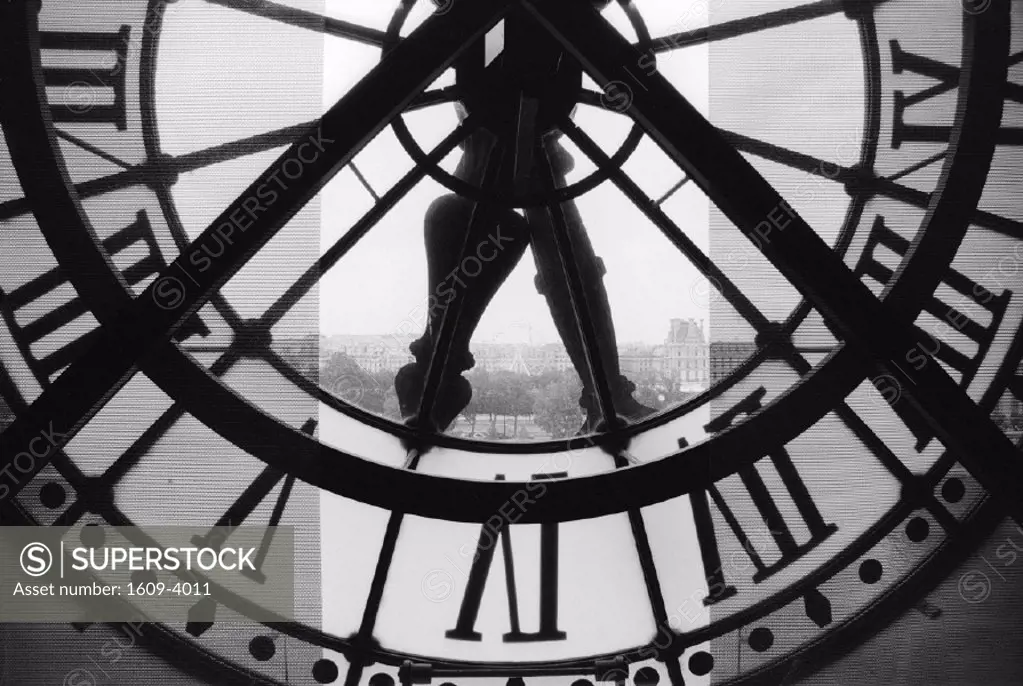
[293, 315, 711, 347]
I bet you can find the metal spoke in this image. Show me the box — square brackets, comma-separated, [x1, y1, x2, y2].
[51, 350, 243, 529]
[887, 149, 948, 182]
[647, 0, 887, 53]
[576, 88, 607, 111]
[342, 448, 423, 686]
[0, 88, 463, 222]
[724, 130, 1023, 240]
[258, 121, 475, 329]
[55, 128, 131, 169]
[100, 351, 241, 488]
[562, 119, 772, 333]
[655, 175, 691, 206]
[172, 121, 315, 170]
[609, 452, 687, 686]
[721, 129, 861, 178]
[206, 0, 388, 47]
[349, 161, 380, 201]
[0, 122, 311, 221]
[781, 355, 960, 532]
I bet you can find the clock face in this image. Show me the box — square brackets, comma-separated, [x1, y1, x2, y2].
[0, 0, 1021, 685]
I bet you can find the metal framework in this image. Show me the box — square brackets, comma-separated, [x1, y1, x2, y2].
[0, 0, 1020, 684]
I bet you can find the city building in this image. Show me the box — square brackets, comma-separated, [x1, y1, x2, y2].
[664, 318, 710, 386]
[619, 318, 710, 390]
[318, 334, 415, 372]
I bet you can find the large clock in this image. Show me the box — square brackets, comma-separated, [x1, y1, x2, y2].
[1, 0, 1022, 684]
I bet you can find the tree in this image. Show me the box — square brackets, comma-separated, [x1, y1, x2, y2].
[477, 368, 505, 424]
[489, 371, 515, 420]
[460, 391, 481, 434]
[382, 388, 402, 421]
[531, 377, 584, 439]
[630, 373, 696, 412]
[465, 367, 495, 431]
[633, 383, 665, 411]
[528, 367, 564, 391]
[319, 352, 390, 416]
[320, 351, 359, 388]
[507, 374, 534, 436]
[361, 369, 394, 416]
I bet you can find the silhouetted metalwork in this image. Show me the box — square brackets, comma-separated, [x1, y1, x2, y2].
[395, 7, 653, 432]
[1, 1, 1021, 685]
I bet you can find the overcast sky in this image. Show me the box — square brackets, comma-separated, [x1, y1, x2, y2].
[158, 0, 859, 348]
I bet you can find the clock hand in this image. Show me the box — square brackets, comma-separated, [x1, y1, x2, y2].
[0, 0, 513, 505]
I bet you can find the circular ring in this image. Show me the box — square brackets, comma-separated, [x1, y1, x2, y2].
[383, 0, 650, 209]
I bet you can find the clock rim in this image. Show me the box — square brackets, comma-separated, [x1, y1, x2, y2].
[0, 0, 1016, 684]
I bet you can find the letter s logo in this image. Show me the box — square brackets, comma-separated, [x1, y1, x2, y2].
[20, 542, 52, 577]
